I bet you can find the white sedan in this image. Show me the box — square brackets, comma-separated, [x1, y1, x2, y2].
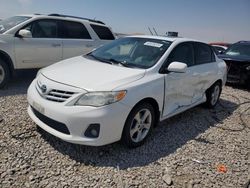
[27, 36, 227, 148]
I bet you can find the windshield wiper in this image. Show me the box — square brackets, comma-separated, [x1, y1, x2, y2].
[107, 58, 137, 68]
[86, 54, 112, 65]
[86, 54, 138, 68]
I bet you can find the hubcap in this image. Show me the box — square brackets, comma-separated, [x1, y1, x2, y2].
[0, 65, 5, 84]
[130, 108, 152, 143]
[211, 85, 220, 105]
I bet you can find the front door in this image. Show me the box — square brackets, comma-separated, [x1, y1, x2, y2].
[14, 19, 62, 69]
[163, 42, 198, 116]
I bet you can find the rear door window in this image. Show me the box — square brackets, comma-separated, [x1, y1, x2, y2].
[194, 42, 215, 64]
[60, 21, 91, 39]
[90, 24, 115, 40]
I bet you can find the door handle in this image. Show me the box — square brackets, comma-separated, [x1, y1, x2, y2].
[51, 43, 61, 47]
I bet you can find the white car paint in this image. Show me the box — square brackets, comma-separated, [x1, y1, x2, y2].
[27, 36, 227, 146]
[40, 56, 146, 91]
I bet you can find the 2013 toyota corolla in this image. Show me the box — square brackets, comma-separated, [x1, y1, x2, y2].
[27, 36, 227, 148]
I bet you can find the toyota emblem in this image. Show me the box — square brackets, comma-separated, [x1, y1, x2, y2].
[40, 85, 47, 93]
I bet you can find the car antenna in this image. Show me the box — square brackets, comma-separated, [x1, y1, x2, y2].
[148, 27, 154, 35]
[153, 27, 158, 36]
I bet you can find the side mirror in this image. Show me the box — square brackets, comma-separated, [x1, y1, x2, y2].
[167, 61, 187, 73]
[17, 29, 32, 38]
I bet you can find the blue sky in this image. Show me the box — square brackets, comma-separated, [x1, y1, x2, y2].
[0, 0, 249, 43]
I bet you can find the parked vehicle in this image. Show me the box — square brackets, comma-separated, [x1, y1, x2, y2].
[27, 36, 227, 148]
[209, 42, 231, 55]
[218, 41, 250, 86]
[0, 14, 115, 88]
[211, 45, 228, 54]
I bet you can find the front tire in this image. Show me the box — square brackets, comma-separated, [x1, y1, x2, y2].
[122, 103, 155, 148]
[205, 82, 222, 108]
[0, 59, 10, 89]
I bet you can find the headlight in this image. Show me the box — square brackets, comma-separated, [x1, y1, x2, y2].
[75, 91, 126, 107]
[246, 65, 250, 71]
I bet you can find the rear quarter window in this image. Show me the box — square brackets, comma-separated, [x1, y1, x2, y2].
[90, 24, 115, 40]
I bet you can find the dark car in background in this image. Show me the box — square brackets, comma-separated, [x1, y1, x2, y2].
[218, 41, 250, 87]
[209, 42, 231, 55]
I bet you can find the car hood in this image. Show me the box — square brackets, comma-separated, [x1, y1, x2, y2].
[218, 54, 250, 63]
[41, 56, 146, 91]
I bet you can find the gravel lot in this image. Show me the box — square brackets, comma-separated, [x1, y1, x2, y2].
[0, 70, 249, 188]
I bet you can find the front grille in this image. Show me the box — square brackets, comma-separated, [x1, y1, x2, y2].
[31, 106, 70, 135]
[46, 89, 75, 102]
[37, 81, 75, 102]
[226, 61, 241, 76]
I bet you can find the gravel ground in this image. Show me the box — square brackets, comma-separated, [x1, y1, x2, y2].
[0, 70, 249, 188]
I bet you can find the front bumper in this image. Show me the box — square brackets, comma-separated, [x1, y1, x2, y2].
[225, 61, 250, 84]
[27, 79, 132, 146]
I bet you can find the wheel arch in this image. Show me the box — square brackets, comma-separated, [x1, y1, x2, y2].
[0, 50, 14, 76]
[209, 79, 223, 90]
[128, 97, 160, 126]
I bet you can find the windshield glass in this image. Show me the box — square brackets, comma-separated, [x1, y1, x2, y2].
[87, 37, 172, 69]
[225, 43, 250, 58]
[0, 16, 31, 34]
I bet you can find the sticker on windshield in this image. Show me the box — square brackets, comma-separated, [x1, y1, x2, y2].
[144, 41, 163, 48]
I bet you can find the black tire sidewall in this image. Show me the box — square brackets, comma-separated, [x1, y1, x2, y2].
[122, 103, 155, 148]
[0, 59, 10, 88]
[206, 82, 222, 108]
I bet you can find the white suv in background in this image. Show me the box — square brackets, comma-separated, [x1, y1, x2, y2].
[0, 14, 115, 88]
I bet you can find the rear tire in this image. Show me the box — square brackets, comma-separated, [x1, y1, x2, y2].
[204, 82, 222, 108]
[0, 59, 10, 89]
[122, 103, 155, 148]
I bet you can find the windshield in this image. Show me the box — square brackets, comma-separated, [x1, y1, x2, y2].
[225, 43, 250, 58]
[87, 37, 171, 69]
[0, 16, 31, 34]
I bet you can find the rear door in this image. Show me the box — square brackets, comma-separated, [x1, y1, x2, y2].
[14, 19, 62, 69]
[192, 42, 218, 102]
[60, 20, 96, 59]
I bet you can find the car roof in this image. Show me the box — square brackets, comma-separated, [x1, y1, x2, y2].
[237, 41, 250, 44]
[127, 35, 200, 43]
[17, 14, 106, 25]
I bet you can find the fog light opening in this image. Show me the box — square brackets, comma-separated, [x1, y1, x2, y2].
[84, 124, 100, 138]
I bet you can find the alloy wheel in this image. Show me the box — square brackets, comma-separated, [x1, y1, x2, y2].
[129, 108, 152, 143]
[211, 85, 220, 105]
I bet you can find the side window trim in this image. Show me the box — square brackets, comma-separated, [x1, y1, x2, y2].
[210, 46, 216, 62]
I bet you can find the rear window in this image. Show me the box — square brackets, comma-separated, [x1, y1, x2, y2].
[61, 21, 91, 39]
[90, 24, 115, 40]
